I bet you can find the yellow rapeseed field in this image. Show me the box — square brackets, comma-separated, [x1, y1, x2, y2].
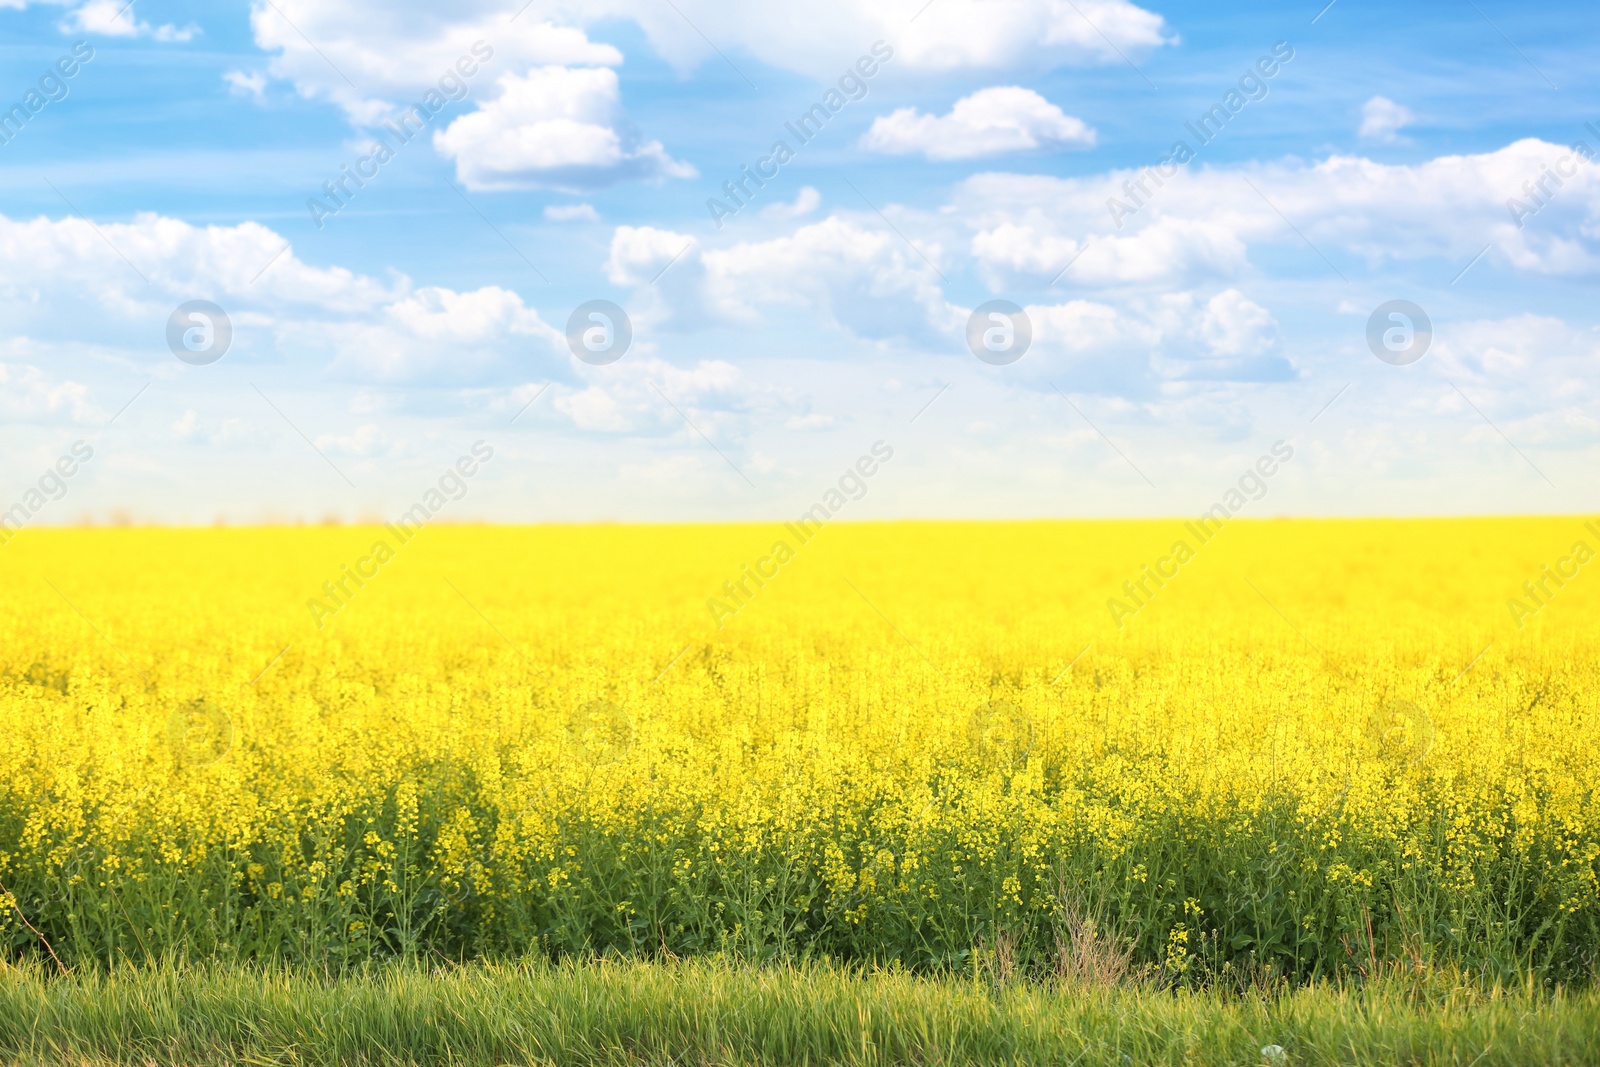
[1, 518, 1597, 983]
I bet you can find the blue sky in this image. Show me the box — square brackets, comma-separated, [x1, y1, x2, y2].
[1, 0, 1597, 526]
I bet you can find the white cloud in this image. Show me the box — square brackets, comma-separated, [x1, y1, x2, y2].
[973, 214, 1249, 285]
[550, 357, 755, 436]
[597, 204, 1296, 388]
[239, 0, 1177, 104]
[563, 0, 1173, 75]
[434, 66, 695, 191]
[1432, 313, 1600, 409]
[172, 411, 261, 447]
[247, 2, 617, 125]
[0, 211, 564, 383]
[224, 70, 268, 102]
[888, 0, 1173, 72]
[861, 86, 1095, 160]
[314, 423, 397, 456]
[605, 226, 697, 286]
[0, 0, 197, 38]
[702, 216, 960, 345]
[0, 360, 95, 423]
[1026, 298, 1158, 353]
[957, 139, 1600, 286]
[310, 285, 565, 380]
[603, 226, 710, 330]
[6, 0, 201, 40]
[545, 202, 600, 222]
[64, 0, 197, 39]
[0, 211, 393, 312]
[1196, 289, 1277, 356]
[601, 216, 964, 346]
[600, 212, 1261, 387]
[242, 2, 691, 195]
[555, 385, 633, 432]
[762, 186, 821, 221]
[240, 0, 1169, 194]
[1020, 290, 1289, 389]
[1359, 95, 1414, 143]
[566, 139, 1600, 400]
[384, 286, 550, 343]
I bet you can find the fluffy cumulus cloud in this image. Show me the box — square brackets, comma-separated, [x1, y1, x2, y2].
[762, 187, 821, 221]
[242, 0, 1177, 105]
[957, 139, 1600, 286]
[314, 285, 563, 380]
[597, 212, 1286, 388]
[1308, 313, 1600, 474]
[581, 137, 1600, 403]
[605, 226, 697, 287]
[0, 211, 563, 383]
[594, 216, 968, 349]
[550, 357, 754, 436]
[600, 217, 964, 345]
[1156, 290, 1288, 381]
[1, 0, 196, 40]
[240, 0, 1172, 192]
[1430, 314, 1600, 436]
[702, 217, 962, 346]
[245, 2, 617, 125]
[244, 1, 698, 191]
[224, 70, 268, 101]
[861, 87, 1095, 160]
[0, 359, 95, 423]
[1017, 289, 1290, 394]
[601, 226, 711, 331]
[1359, 95, 1414, 142]
[545, 202, 600, 222]
[60, 0, 196, 39]
[972, 212, 1250, 285]
[560, 0, 1174, 75]
[313, 422, 397, 457]
[171, 410, 266, 448]
[707, 220, 953, 343]
[1194, 289, 1277, 357]
[433, 66, 694, 191]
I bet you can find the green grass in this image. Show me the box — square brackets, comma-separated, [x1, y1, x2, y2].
[1, 958, 1596, 1066]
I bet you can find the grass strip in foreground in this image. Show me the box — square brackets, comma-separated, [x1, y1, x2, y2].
[1, 959, 1597, 1066]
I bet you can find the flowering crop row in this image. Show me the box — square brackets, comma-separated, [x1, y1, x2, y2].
[1, 520, 1595, 983]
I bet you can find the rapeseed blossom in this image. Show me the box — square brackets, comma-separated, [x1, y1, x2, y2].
[0, 519, 1595, 982]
